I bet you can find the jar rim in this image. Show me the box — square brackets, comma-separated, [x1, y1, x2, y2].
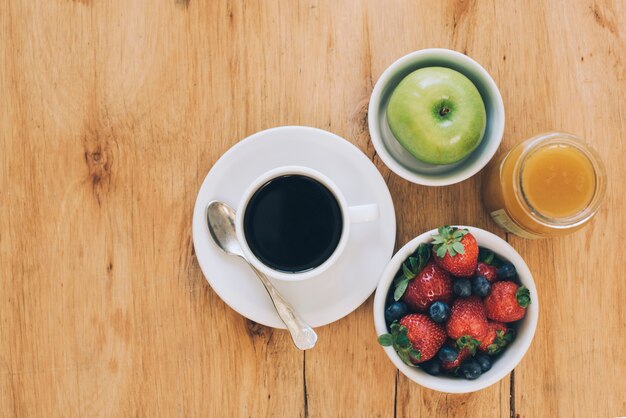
[511, 132, 607, 229]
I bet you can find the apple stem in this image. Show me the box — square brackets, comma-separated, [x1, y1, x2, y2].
[439, 107, 451, 117]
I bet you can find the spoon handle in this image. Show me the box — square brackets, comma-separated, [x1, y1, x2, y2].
[249, 265, 318, 350]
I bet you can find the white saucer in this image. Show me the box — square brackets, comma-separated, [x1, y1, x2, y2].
[192, 126, 396, 329]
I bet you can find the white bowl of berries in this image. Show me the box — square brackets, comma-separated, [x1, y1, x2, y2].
[374, 226, 538, 393]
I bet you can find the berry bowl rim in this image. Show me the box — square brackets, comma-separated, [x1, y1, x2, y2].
[373, 226, 539, 394]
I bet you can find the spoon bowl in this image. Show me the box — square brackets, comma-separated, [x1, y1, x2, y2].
[206, 201, 244, 258]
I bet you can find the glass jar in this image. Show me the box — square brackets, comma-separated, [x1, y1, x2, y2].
[482, 132, 606, 238]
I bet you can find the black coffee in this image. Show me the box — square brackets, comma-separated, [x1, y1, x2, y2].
[243, 175, 343, 273]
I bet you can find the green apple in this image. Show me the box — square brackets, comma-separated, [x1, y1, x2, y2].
[386, 67, 487, 165]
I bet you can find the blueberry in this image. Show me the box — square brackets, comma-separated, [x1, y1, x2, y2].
[428, 301, 450, 323]
[471, 275, 491, 297]
[453, 278, 472, 297]
[497, 263, 517, 279]
[385, 302, 409, 324]
[438, 346, 458, 363]
[420, 359, 442, 376]
[475, 353, 492, 372]
[460, 359, 482, 380]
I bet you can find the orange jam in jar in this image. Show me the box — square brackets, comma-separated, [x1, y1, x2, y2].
[482, 132, 606, 238]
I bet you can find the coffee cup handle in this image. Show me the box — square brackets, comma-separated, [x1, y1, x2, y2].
[348, 204, 379, 224]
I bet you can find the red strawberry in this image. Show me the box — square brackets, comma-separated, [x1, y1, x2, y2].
[484, 282, 530, 322]
[399, 314, 446, 363]
[476, 262, 497, 283]
[446, 296, 488, 341]
[441, 346, 472, 371]
[402, 261, 453, 312]
[378, 314, 446, 364]
[432, 226, 478, 277]
[478, 321, 515, 354]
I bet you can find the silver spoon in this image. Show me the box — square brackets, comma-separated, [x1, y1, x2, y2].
[206, 201, 317, 350]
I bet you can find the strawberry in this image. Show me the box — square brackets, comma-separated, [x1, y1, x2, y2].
[446, 296, 488, 342]
[399, 314, 447, 363]
[401, 261, 453, 312]
[476, 261, 497, 283]
[441, 345, 472, 371]
[484, 282, 530, 322]
[432, 226, 478, 277]
[377, 314, 446, 364]
[478, 321, 515, 354]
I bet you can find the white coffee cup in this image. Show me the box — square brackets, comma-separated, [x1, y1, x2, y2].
[236, 166, 379, 281]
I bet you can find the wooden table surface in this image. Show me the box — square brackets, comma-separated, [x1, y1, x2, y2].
[2, 1, 625, 417]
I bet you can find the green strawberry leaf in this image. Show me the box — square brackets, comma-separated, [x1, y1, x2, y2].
[402, 264, 413, 279]
[495, 329, 515, 345]
[385, 322, 420, 367]
[432, 225, 468, 258]
[452, 229, 467, 239]
[456, 335, 480, 355]
[397, 350, 413, 366]
[396, 333, 410, 349]
[487, 343, 502, 355]
[506, 328, 517, 341]
[516, 285, 531, 308]
[452, 242, 465, 255]
[378, 334, 393, 346]
[417, 243, 431, 266]
[478, 247, 495, 264]
[408, 348, 421, 362]
[392, 244, 431, 301]
[393, 277, 410, 301]
[432, 236, 445, 244]
[487, 329, 515, 354]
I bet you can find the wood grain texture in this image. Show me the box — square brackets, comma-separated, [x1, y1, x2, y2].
[1, 0, 624, 417]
